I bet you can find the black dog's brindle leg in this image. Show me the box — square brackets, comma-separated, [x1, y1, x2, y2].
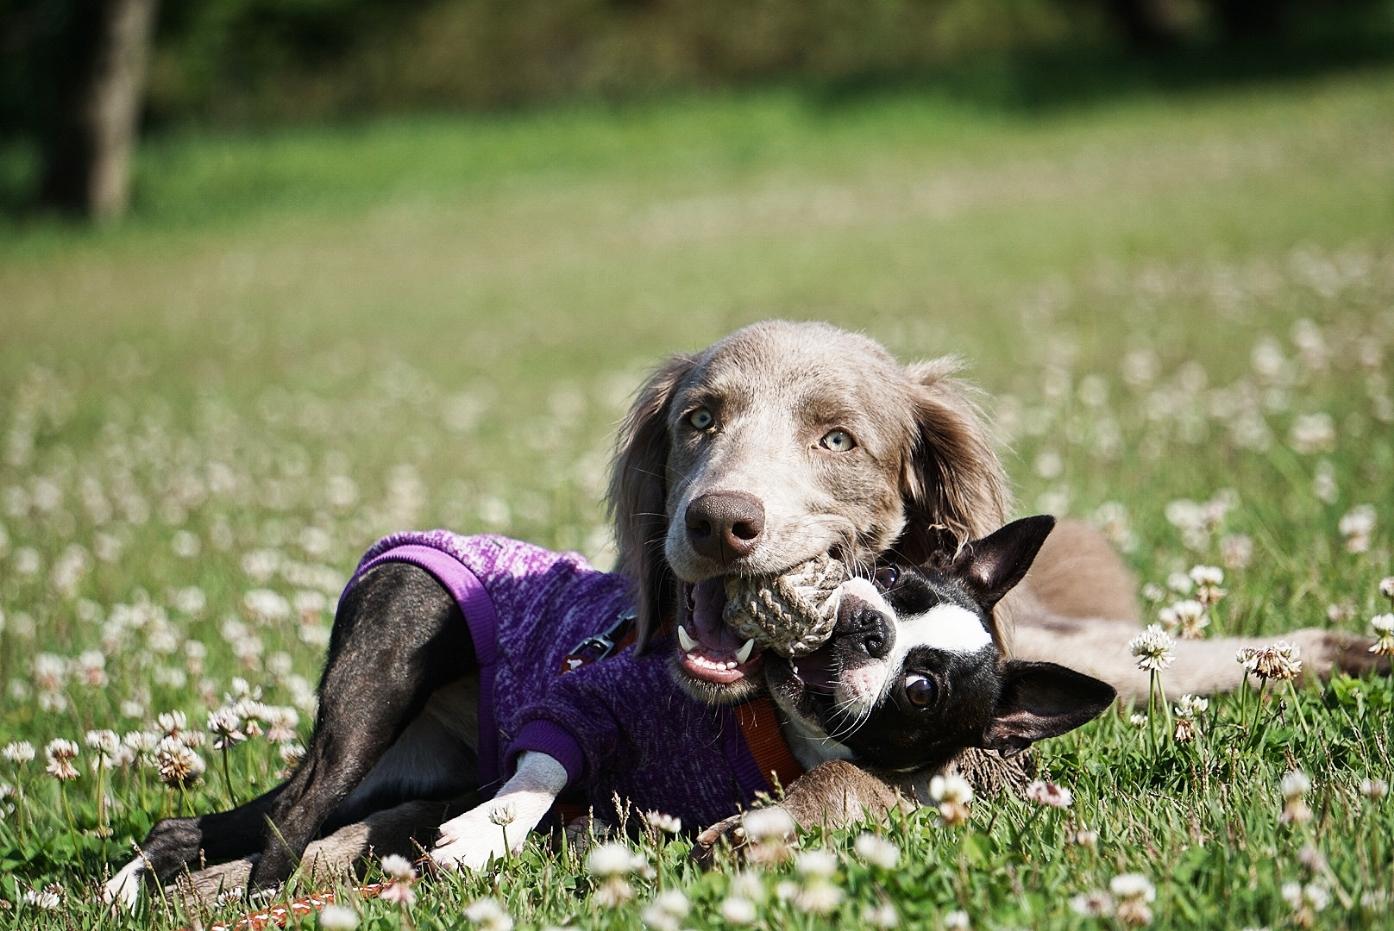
[127, 563, 469, 892]
[244, 562, 472, 889]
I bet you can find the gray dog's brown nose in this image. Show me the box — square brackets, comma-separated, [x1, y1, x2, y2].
[685, 491, 765, 562]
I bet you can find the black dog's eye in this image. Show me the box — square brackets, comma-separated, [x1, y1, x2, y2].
[904, 673, 936, 707]
[873, 565, 899, 591]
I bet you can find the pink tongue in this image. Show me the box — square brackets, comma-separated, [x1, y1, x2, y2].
[791, 645, 837, 691]
[690, 578, 746, 655]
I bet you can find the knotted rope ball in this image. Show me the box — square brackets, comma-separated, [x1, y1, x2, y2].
[722, 553, 849, 656]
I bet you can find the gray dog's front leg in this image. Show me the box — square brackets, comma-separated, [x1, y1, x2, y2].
[694, 751, 1031, 859]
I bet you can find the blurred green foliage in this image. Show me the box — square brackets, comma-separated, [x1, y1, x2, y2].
[2, 0, 1391, 137]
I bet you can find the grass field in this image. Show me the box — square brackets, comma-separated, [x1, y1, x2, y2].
[2, 58, 1394, 930]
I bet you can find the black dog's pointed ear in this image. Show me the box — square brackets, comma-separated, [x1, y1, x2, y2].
[981, 660, 1116, 758]
[951, 515, 1056, 613]
[607, 353, 696, 652]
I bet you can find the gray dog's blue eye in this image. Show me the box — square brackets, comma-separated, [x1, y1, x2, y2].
[688, 408, 714, 430]
[819, 429, 856, 452]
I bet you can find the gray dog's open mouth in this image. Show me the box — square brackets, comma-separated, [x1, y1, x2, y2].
[676, 579, 762, 685]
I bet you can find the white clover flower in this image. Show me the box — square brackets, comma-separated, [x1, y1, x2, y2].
[1359, 777, 1388, 800]
[1339, 505, 1377, 553]
[45, 738, 80, 781]
[1289, 413, 1335, 454]
[795, 849, 838, 879]
[85, 729, 120, 756]
[862, 902, 898, 928]
[1370, 614, 1394, 657]
[930, 773, 973, 826]
[380, 881, 416, 908]
[1175, 694, 1209, 717]
[207, 707, 246, 750]
[1280, 770, 1311, 800]
[1162, 599, 1210, 639]
[1109, 873, 1156, 903]
[1129, 625, 1175, 671]
[156, 710, 187, 736]
[585, 841, 643, 877]
[929, 774, 974, 805]
[1129, 712, 1149, 728]
[719, 896, 758, 924]
[729, 871, 765, 902]
[155, 736, 204, 788]
[1280, 769, 1313, 824]
[244, 588, 292, 622]
[32, 653, 66, 691]
[263, 705, 300, 743]
[3, 740, 35, 765]
[741, 806, 796, 841]
[1024, 780, 1074, 809]
[1070, 891, 1115, 917]
[853, 832, 901, 869]
[1220, 534, 1253, 570]
[642, 810, 682, 834]
[1240, 642, 1303, 681]
[122, 730, 159, 760]
[1281, 881, 1330, 912]
[1188, 565, 1225, 603]
[76, 650, 108, 687]
[379, 853, 416, 882]
[319, 904, 360, 930]
[279, 742, 305, 772]
[792, 880, 842, 915]
[1380, 577, 1394, 601]
[942, 910, 970, 930]
[22, 886, 62, 910]
[464, 897, 513, 931]
[1072, 827, 1100, 848]
[642, 890, 689, 931]
[1165, 570, 1194, 594]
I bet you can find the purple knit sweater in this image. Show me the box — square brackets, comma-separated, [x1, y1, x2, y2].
[347, 532, 793, 828]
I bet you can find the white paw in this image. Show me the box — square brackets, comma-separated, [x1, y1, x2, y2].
[429, 805, 514, 872]
[102, 856, 146, 911]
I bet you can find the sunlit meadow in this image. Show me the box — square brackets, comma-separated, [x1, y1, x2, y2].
[2, 62, 1393, 929]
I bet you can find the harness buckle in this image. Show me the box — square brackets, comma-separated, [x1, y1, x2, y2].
[561, 610, 637, 673]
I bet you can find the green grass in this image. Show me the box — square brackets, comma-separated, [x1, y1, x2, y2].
[2, 60, 1394, 929]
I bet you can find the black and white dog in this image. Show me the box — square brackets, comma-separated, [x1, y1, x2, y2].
[106, 516, 1114, 906]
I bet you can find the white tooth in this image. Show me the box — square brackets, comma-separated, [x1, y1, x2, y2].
[677, 625, 697, 652]
[726, 661, 736, 670]
[735, 638, 755, 664]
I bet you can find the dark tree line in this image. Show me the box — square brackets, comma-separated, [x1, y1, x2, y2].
[0, 0, 1382, 223]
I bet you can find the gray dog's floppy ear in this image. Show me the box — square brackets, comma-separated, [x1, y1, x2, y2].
[608, 353, 696, 651]
[898, 358, 1011, 562]
[981, 660, 1116, 758]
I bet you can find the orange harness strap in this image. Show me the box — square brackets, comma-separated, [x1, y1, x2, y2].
[735, 696, 805, 791]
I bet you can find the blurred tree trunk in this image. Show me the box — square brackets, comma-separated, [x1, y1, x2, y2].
[1103, 0, 1184, 48]
[1213, 0, 1285, 42]
[38, 0, 158, 221]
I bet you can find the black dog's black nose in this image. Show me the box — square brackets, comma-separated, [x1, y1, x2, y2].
[838, 594, 893, 659]
[685, 491, 765, 562]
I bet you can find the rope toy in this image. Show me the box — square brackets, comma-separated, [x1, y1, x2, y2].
[722, 553, 849, 656]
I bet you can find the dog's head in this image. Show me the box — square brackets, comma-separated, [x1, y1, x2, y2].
[766, 516, 1117, 772]
[608, 321, 1009, 701]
